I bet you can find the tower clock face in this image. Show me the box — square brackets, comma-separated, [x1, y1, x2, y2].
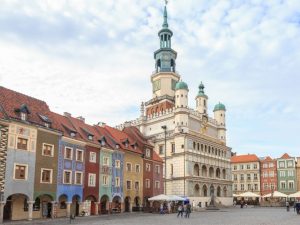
[153, 79, 161, 92]
[162, 54, 170, 60]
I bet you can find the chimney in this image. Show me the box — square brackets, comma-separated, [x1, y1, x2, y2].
[77, 116, 85, 122]
[64, 112, 71, 117]
[97, 122, 106, 127]
[124, 121, 131, 128]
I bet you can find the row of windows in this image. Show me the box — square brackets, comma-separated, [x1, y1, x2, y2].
[145, 163, 161, 173]
[279, 170, 294, 177]
[261, 171, 276, 178]
[192, 141, 226, 157]
[280, 181, 294, 189]
[234, 183, 259, 191]
[233, 164, 258, 170]
[145, 179, 161, 189]
[233, 173, 258, 181]
[262, 162, 275, 168]
[262, 183, 276, 190]
[278, 160, 294, 168]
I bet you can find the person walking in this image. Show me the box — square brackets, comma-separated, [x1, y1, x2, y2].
[185, 203, 191, 218]
[177, 204, 183, 218]
[286, 201, 290, 212]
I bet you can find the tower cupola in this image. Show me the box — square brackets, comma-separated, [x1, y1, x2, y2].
[196, 82, 208, 114]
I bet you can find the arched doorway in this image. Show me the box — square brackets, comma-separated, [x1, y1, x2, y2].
[58, 194, 68, 217]
[194, 164, 200, 176]
[85, 195, 97, 215]
[223, 187, 227, 197]
[100, 195, 109, 214]
[38, 194, 53, 218]
[72, 195, 80, 216]
[216, 168, 220, 178]
[124, 196, 131, 212]
[202, 165, 207, 177]
[194, 184, 200, 197]
[112, 196, 122, 213]
[222, 169, 226, 179]
[202, 185, 208, 197]
[217, 186, 221, 197]
[3, 194, 29, 221]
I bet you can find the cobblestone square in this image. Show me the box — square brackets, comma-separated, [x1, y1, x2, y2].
[6, 207, 300, 225]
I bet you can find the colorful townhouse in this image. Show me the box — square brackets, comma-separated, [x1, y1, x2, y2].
[93, 125, 124, 214]
[105, 126, 143, 212]
[123, 126, 164, 209]
[66, 116, 102, 216]
[231, 154, 260, 196]
[277, 153, 297, 194]
[51, 112, 85, 217]
[0, 86, 61, 221]
[297, 157, 300, 192]
[259, 156, 278, 196]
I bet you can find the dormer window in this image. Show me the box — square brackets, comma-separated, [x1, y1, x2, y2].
[125, 143, 128, 148]
[70, 132, 76, 137]
[45, 123, 50, 128]
[88, 135, 93, 141]
[21, 112, 27, 121]
[116, 144, 120, 149]
[101, 140, 105, 146]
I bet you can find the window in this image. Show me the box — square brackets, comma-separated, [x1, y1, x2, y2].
[287, 160, 293, 167]
[126, 163, 132, 172]
[288, 170, 294, 177]
[115, 177, 120, 187]
[88, 135, 93, 140]
[20, 112, 27, 121]
[126, 180, 131, 189]
[88, 173, 96, 187]
[146, 163, 151, 172]
[280, 181, 286, 189]
[171, 143, 175, 153]
[254, 184, 258, 190]
[135, 164, 140, 173]
[159, 145, 164, 155]
[155, 165, 160, 174]
[75, 172, 83, 185]
[288, 181, 294, 189]
[253, 174, 258, 180]
[241, 184, 244, 191]
[103, 175, 108, 186]
[155, 181, 160, 189]
[269, 171, 274, 177]
[89, 152, 96, 163]
[263, 163, 268, 169]
[246, 164, 251, 169]
[264, 183, 268, 190]
[269, 163, 274, 168]
[146, 179, 150, 188]
[240, 174, 244, 181]
[253, 164, 257, 169]
[279, 161, 285, 168]
[115, 160, 120, 168]
[234, 184, 237, 191]
[103, 157, 109, 166]
[170, 164, 173, 176]
[270, 183, 275, 190]
[42, 143, 54, 157]
[145, 149, 151, 157]
[76, 149, 84, 162]
[247, 174, 251, 180]
[63, 170, 72, 184]
[134, 181, 139, 190]
[280, 171, 285, 177]
[247, 184, 252, 190]
[240, 165, 244, 170]
[64, 147, 73, 160]
[14, 164, 27, 180]
[41, 169, 52, 183]
[263, 172, 268, 178]
[233, 165, 237, 170]
[17, 137, 28, 150]
[233, 174, 237, 181]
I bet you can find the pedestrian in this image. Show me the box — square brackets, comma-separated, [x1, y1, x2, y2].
[160, 203, 164, 214]
[183, 204, 187, 217]
[177, 204, 183, 218]
[185, 203, 191, 218]
[286, 201, 290, 212]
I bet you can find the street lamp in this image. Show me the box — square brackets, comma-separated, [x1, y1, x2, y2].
[161, 125, 167, 195]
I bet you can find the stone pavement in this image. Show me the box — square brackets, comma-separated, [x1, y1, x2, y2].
[3, 207, 300, 225]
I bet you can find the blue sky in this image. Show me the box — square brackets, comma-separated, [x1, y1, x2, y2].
[0, 0, 300, 158]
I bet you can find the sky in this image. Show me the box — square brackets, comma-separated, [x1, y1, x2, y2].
[0, 0, 300, 158]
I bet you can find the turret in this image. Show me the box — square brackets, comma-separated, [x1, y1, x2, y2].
[213, 102, 226, 142]
[195, 82, 208, 114]
[174, 81, 189, 133]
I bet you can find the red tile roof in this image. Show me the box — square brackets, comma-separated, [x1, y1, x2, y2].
[104, 125, 143, 154]
[280, 153, 291, 159]
[0, 86, 59, 129]
[153, 151, 163, 163]
[231, 154, 259, 163]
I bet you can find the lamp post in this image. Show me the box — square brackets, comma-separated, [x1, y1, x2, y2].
[161, 125, 167, 195]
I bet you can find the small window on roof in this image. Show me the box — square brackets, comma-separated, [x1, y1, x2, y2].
[21, 112, 27, 121]
[88, 135, 93, 140]
[70, 132, 76, 137]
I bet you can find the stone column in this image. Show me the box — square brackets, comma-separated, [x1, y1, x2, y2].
[28, 201, 35, 221]
[51, 201, 56, 219]
[95, 202, 100, 215]
[66, 202, 72, 218]
[0, 201, 5, 224]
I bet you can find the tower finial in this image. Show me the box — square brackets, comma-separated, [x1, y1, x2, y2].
[163, 2, 168, 28]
